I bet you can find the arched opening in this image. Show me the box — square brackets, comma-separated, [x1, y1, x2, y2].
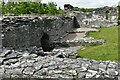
[41, 33, 51, 51]
[105, 10, 109, 20]
[73, 17, 80, 28]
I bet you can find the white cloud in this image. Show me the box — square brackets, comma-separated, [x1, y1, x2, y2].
[41, 0, 120, 8]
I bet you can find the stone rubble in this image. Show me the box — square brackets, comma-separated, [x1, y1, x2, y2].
[54, 37, 105, 47]
[0, 49, 119, 79]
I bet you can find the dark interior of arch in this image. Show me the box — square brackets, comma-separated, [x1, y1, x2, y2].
[73, 17, 80, 28]
[41, 33, 51, 51]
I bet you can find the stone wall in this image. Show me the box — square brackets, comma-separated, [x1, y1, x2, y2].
[1, 6, 118, 50]
[2, 16, 75, 50]
[0, 49, 119, 79]
[74, 12, 117, 28]
[67, 7, 118, 28]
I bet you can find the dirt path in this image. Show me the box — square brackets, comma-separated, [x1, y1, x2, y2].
[61, 28, 99, 41]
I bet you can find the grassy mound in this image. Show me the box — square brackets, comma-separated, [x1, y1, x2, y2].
[77, 27, 118, 61]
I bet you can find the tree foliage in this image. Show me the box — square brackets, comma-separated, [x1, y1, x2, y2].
[1, 1, 64, 15]
[73, 7, 93, 12]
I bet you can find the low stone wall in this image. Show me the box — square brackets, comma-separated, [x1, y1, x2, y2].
[0, 49, 119, 79]
[54, 38, 105, 47]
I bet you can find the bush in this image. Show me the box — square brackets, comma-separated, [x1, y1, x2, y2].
[1, 1, 64, 15]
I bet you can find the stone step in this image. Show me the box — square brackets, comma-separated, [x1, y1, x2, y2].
[67, 28, 99, 33]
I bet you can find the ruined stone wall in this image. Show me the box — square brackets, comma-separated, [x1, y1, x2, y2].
[1, 6, 118, 49]
[2, 16, 75, 50]
[67, 7, 118, 28]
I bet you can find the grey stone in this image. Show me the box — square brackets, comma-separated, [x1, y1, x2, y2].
[91, 60, 100, 64]
[85, 72, 95, 78]
[47, 65, 58, 70]
[78, 72, 87, 78]
[5, 68, 23, 75]
[0, 49, 12, 57]
[88, 70, 97, 76]
[59, 74, 74, 78]
[108, 62, 117, 69]
[30, 54, 38, 58]
[54, 52, 66, 58]
[34, 62, 43, 70]
[5, 69, 15, 74]
[77, 67, 87, 72]
[118, 76, 120, 80]
[34, 56, 44, 61]
[11, 75, 21, 78]
[20, 60, 28, 68]
[34, 68, 48, 76]
[0, 58, 4, 65]
[58, 64, 69, 69]
[5, 51, 19, 59]
[3, 73, 11, 78]
[63, 58, 76, 64]
[43, 61, 56, 67]
[99, 63, 107, 71]
[22, 51, 30, 59]
[107, 69, 118, 76]
[95, 74, 101, 78]
[23, 67, 35, 75]
[68, 70, 77, 76]
[48, 61, 57, 65]
[0, 68, 4, 79]
[43, 63, 50, 68]
[13, 68, 24, 75]
[55, 57, 64, 62]
[89, 64, 99, 71]
[81, 62, 89, 69]
[21, 60, 34, 67]
[4, 59, 18, 65]
[28, 46, 44, 56]
[48, 70, 63, 74]
[70, 64, 80, 69]
[10, 62, 21, 68]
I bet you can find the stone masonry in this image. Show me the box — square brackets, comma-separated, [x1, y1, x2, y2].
[0, 5, 119, 80]
[0, 48, 119, 79]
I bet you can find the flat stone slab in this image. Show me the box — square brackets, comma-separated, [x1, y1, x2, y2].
[68, 28, 99, 33]
[61, 33, 85, 41]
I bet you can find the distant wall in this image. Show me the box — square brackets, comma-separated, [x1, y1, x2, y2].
[66, 6, 118, 28]
[74, 11, 118, 28]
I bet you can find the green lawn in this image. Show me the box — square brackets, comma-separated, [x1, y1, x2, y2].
[77, 27, 118, 61]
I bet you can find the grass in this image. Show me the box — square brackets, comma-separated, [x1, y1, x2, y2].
[77, 27, 118, 61]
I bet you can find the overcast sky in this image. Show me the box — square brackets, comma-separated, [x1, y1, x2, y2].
[41, 0, 120, 8]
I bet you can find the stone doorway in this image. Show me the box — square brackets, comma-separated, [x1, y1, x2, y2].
[41, 33, 50, 51]
[74, 17, 80, 28]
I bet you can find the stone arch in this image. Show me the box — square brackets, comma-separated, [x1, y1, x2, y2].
[73, 17, 80, 28]
[105, 10, 109, 20]
[41, 32, 50, 51]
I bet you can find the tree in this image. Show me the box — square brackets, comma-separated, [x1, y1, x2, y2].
[47, 2, 57, 14]
[1, 1, 64, 15]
